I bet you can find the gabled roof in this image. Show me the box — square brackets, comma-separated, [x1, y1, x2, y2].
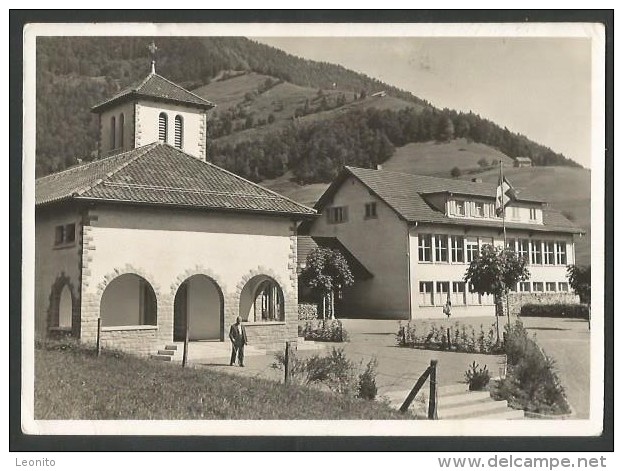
[91, 72, 215, 112]
[311, 166, 583, 234]
[36, 143, 316, 218]
[297, 236, 373, 281]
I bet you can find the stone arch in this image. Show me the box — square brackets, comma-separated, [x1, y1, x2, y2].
[46, 272, 80, 336]
[96, 264, 161, 327]
[170, 266, 226, 341]
[236, 267, 287, 323]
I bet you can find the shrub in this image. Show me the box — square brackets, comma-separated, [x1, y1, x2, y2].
[464, 361, 491, 391]
[491, 321, 571, 415]
[272, 347, 360, 396]
[397, 321, 502, 354]
[357, 358, 378, 400]
[300, 319, 348, 342]
[520, 303, 589, 320]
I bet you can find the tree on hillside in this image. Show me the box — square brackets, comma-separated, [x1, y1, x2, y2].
[300, 248, 354, 320]
[450, 166, 462, 178]
[464, 245, 530, 343]
[435, 116, 455, 142]
[477, 158, 489, 168]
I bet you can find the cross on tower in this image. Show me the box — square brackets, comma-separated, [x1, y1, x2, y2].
[147, 41, 158, 73]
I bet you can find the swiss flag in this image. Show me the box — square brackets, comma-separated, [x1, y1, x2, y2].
[495, 173, 517, 217]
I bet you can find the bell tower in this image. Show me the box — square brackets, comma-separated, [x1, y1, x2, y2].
[91, 42, 215, 160]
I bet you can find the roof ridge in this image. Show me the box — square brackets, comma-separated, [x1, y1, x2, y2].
[73, 143, 159, 197]
[162, 143, 316, 214]
[134, 72, 157, 92]
[346, 165, 497, 186]
[152, 73, 215, 107]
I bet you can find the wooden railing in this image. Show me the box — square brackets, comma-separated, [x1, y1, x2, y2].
[399, 359, 438, 419]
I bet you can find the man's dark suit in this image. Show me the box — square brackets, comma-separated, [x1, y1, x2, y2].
[229, 322, 248, 366]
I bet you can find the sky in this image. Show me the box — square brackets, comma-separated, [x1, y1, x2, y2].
[253, 37, 592, 168]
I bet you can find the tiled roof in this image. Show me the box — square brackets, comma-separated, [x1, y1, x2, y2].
[313, 166, 582, 234]
[91, 73, 215, 112]
[297, 236, 373, 280]
[36, 143, 316, 218]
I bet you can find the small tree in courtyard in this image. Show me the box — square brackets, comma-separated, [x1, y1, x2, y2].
[300, 248, 354, 319]
[464, 245, 530, 343]
[567, 264, 591, 328]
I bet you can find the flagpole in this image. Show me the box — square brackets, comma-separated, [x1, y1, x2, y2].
[500, 160, 511, 331]
[501, 160, 507, 247]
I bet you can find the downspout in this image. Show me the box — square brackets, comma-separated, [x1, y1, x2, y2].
[406, 221, 418, 320]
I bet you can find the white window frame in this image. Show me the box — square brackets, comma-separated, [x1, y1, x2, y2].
[519, 282, 531, 293]
[418, 234, 433, 262]
[558, 282, 569, 292]
[466, 238, 479, 263]
[544, 242, 556, 265]
[545, 282, 557, 292]
[556, 241, 567, 265]
[455, 200, 466, 217]
[533, 282, 544, 292]
[517, 239, 530, 261]
[451, 235, 464, 263]
[474, 202, 484, 218]
[436, 281, 450, 306]
[419, 281, 434, 306]
[531, 240, 543, 265]
[452, 281, 466, 305]
[434, 235, 449, 263]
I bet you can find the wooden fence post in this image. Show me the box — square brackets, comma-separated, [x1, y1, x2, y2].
[284, 341, 292, 385]
[96, 318, 102, 357]
[182, 309, 190, 367]
[428, 359, 438, 420]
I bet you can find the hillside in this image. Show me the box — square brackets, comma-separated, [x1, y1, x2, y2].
[382, 139, 514, 178]
[36, 36, 580, 178]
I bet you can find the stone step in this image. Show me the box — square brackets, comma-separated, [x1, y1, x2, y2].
[439, 390, 491, 407]
[165, 345, 178, 351]
[438, 383, 469, 397]
[157, 349, 175, 356]
[439, 399, 509, 420]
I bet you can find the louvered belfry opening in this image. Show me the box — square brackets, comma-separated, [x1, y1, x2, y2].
[158, 112, 168, 142]
[174, 115, 183, 149]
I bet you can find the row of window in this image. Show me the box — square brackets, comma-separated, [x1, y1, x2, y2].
[327, 202, 377, 224]
[419, 280, 571, 306]
[417, 234, 569, 266]
[517, 281, 569, 293]
[507, 238, 567, 265]
[418, 281, 494, 307]
[159, 113, 184, 149]
[450, 200, 540, 223]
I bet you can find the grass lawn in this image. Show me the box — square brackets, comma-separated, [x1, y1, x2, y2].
[34, 343, 410, 420]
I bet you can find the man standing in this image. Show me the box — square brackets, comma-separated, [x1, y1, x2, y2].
[229, 316, 248, 367]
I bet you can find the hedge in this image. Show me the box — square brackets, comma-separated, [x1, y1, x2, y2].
[520, 303, 589, 320]
[491, 321, 571, 415]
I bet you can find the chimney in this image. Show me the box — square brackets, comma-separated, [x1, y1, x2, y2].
[471, 177, 482, 183]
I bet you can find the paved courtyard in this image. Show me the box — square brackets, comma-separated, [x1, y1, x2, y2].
[183, 316, 591, 419]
